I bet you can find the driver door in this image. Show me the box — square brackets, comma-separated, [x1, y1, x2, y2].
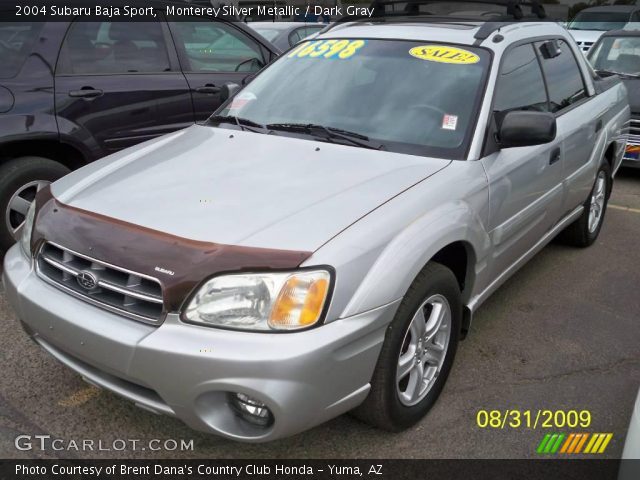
[168, 19, 268, 121]
[482, 43, 565, 279]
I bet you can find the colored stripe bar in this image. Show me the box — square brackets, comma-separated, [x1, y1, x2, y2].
[574, 433, 589, 454]
[568, 434, 584, 454]
[550, 434, 565, 453]
[560, 434, 575, 453]
[591, 434, 607, 454]
[537, 434, 552, 454]
[584, 433, 598, 453]
[598, 434, 613, 454]
[544, 434, 559, 453]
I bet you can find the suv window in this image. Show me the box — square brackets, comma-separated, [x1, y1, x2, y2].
[494, 43, 548, 114]
[61, 21, 170, 75]
[536, 39, 587, 113]
[170, 21, 264, 73]
[0, 22, 44, 79]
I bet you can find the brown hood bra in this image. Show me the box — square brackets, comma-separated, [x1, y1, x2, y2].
[31, 187, 312, 312]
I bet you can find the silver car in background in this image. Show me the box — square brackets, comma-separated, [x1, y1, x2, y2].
[248, 22, 326, 50]
[3, 19, 629, 442]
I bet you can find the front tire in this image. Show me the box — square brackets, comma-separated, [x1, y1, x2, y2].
[558, 162, 611, 248]
[352, 262, 461, 431]
[0, 157, 70, 251]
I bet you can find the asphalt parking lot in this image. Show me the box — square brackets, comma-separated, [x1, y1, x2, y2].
[0, 169, 638, 460]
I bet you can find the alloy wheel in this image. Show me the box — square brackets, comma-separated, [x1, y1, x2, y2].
[5, 180, 49, 240]
[396, 294, 452, 406]
[588, 171, 607, 234]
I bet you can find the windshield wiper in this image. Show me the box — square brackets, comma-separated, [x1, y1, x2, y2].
[208, 115, 265, 133]
[266, 123, 385, 151]
[596, 69, 640, 79]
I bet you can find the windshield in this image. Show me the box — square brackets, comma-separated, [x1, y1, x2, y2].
[211, 39, 490, 159]
[589, 36, 640, 76]
[569, 11, 630, 31]
[0, 22, 43, 79]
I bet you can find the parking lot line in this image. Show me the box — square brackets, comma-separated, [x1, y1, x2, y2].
[609, 204, 640, 214]
[57, 386, 101, 408]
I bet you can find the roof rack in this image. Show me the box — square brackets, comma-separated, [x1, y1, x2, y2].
[322, 0, 547, 37]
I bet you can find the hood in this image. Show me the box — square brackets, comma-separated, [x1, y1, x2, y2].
[52, 125, 450, 252]
[568, 29, 604, 43]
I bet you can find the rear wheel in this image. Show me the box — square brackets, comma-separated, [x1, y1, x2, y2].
[558, 162, 611, 248]
[0, 157, 70, 251]
[352, 262, 461, 431]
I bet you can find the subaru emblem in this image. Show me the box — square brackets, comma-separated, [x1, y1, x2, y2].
[76, 271, 98, 290]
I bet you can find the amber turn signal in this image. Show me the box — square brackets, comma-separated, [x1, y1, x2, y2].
[269, 272, 330, 330]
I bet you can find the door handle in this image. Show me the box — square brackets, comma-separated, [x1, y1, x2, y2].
[595, 118, 603, 132]
[549, 148, 561, 165]
[195, 84, 220, 94]
[68, 88, 103, 99]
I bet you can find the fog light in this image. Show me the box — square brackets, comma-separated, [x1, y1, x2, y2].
[229, 393, 273, 427]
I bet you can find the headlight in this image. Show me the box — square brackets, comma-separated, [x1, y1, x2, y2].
[19, 201, 36, 257]
[183, 270, 332, 331]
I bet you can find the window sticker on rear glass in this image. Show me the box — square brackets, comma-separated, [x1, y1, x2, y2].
[409, 45, 480, 65]
[288, 39, 367, 59]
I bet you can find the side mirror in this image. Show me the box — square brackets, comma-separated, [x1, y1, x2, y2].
[498, 111, 556, 148]
[219, 82, 240, 104]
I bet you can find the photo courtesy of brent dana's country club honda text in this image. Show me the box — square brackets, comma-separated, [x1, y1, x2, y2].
[1, 5, 631, 442]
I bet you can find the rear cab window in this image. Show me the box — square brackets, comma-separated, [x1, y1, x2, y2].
[0, 22, 44, 78]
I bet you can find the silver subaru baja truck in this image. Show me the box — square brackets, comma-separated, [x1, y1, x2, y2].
[3, 10, 629, 441]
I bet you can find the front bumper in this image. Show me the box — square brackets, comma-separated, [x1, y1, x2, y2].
[2, 245, 397, 442]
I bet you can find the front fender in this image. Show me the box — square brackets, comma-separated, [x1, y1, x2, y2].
[306, 160, 490, 321]
[341, 201, 490, 318]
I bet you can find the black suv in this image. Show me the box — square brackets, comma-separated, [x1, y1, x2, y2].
[0, 10, 279, 250]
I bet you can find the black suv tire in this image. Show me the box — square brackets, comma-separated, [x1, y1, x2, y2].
[0, 157, 70, 251]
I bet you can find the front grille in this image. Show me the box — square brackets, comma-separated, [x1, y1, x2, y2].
[36, 242, 164, 324]
[575, 41, 594, 53]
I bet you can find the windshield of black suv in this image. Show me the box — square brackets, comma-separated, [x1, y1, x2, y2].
[0, 22, 44, 78]
[210, 39, 490, 159]
[569, 11, 631, 31]
[589, 35, 640, 77]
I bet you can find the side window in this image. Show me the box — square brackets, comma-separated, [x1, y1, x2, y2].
[494, 43, 548, 115]
[60, 21, 170, 75]
[171, 21, 264, 73]
[535, 39, 587, 113]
